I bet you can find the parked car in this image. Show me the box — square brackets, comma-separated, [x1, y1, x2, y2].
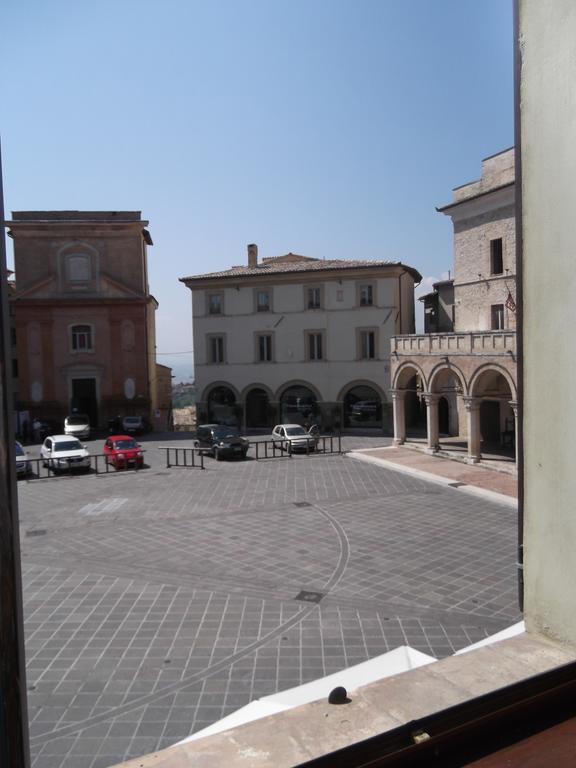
[40, 435, 91, 472]
[121, 415, 150, 435]
[195, 424, 249, 460]
[15, 441, 30, 477]
[64, 413, 91, 439]
[271, 424, 320, 452]
[103, 435, 144, 470]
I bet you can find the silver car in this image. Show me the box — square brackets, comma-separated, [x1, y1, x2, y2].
[271, 424, 320, 452]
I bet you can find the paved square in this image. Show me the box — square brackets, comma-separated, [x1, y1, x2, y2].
[17, 434, 520, 767]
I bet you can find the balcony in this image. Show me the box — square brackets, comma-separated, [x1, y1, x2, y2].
[392, 330, 516, 356]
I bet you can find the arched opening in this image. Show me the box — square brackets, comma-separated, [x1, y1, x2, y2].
[343, 385, 382, 429]
[279, 385, 319, 427]
[245, 388, 270, 429]
[428, 366, 465, 451]
[472, 368, 515, 461]
[404, 375, 426, 437]
[207, 386, 239, 427]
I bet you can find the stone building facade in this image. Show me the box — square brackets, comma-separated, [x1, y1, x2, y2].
[9, 211, 172, 431]
[181, 246, 421, 433]
[390, 148, 518, 462]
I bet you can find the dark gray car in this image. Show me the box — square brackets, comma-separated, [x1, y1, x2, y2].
[195, 424, 249, 461]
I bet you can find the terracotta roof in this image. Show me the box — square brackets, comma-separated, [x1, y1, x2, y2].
[180, 254, 422, 283]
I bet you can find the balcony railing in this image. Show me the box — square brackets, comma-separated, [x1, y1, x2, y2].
[392, 330, 516, 356]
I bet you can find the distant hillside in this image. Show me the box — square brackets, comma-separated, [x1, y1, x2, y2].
[172, 382, 196, 409]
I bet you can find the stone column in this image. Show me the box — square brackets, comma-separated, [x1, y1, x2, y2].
[391, 389, 406, 446]
[463, 397, 482, 463]
[422, 393, 440, 453]
[509, 400, 518, 464]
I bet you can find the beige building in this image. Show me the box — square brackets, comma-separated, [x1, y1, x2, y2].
[390, 148, 518, 462]
[181, 247, 421, 433]
[9, 211, 172, 431]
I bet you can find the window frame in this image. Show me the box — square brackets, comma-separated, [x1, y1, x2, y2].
[207, 292, 224, 316]
[207, 333, 226, 364]
[490, 238, 504, 275]
[305, 284, 323, 311]
[305, 330, 325, 362]
[491, 304, 505, 330]
[254, 287, 272, 313]
[357, 327, 378, 360]
[255, 332, 274, 363]
[69, 324, 94, 353]
[357, 281, 376, 307]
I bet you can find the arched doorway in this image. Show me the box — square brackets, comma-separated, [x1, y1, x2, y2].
[405, 375, 426, 437]
[245, 388, 270, 428]
[343, 385, 382, 429]
[279, 385, 318, 427]
[206, 386, 238, 427]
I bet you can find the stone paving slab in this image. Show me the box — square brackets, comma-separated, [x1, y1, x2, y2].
[16, 435, 520, 767]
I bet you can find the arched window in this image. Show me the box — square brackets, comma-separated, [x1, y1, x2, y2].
[70, 325, 93, 352]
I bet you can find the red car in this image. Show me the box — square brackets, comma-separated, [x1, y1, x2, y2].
[103, 435, 144, 470]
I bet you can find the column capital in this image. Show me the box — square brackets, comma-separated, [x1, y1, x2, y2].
[462, 396, 482, 412]
[508, 400, 518, 416]
[421, 392, 440, 406]
[390, 389, 407, 402]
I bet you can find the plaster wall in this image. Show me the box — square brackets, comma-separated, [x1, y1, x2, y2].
[520, 0, 576, 645]
[192, 276, 402, 404]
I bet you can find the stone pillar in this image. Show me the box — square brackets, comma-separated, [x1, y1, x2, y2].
[422, 393, 440, 453]
[509, 400, 518, 464]
[463, 397, 482, 463]
[391, 389, 406, 446]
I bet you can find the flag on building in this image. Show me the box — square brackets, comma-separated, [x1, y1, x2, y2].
[506, 291, 517, 313]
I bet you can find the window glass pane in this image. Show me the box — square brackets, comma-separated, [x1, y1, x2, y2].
[257, 291, 270, 311]
[360, 285, 373, 306]
[209, 294, 222, 314]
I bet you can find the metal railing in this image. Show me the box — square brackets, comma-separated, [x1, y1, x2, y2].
[17, 452, 147, 481]
[252, 435, 342, 459]
[159, 446, 205, 469]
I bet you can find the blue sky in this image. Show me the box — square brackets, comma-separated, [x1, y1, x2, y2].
[1, 0, 513, 381]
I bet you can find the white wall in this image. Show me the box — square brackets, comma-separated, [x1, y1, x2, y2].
[520, 0, 576, 645]
[192, 275, 403, 403]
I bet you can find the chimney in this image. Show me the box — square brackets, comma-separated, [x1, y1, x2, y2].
[247, 243, 258, 268]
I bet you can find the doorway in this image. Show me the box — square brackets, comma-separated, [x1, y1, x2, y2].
[71, 378, 98, 427]
[480, 400, 501, 444]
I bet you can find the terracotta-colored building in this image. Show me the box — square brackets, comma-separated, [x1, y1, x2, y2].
[8, 211, 171, 431]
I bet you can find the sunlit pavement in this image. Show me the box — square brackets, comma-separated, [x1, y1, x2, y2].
[17, 433, 520, 768]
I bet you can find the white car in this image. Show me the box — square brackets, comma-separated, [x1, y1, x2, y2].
[15, 441, 30, 477]
[271, 424, 320, 452]
[41, 435, 91, 472]
[64, 414, 91, 439]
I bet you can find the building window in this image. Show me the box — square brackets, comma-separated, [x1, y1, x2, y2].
[491, 304, 505, 330]
[256, 289, 271, 312]
[358, 329, 376, 359]
[306, 286, 322, 310]
[208, 293, 223, 315]
[208, 335, 225, 363]
[257, 334, 273, 362]
[490, 238, 504, 275]
[71, 324, 93, 352]
[12, 358, 18, 378]
[307, 331, 324, 361]
[358, 283, 374, 306]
